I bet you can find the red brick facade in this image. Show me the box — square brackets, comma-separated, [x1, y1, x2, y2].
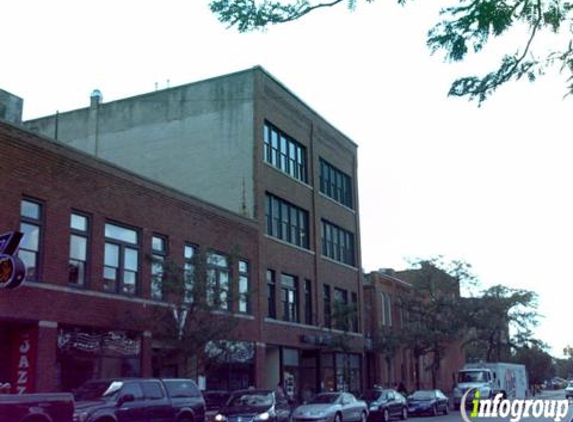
[0, 121, 260, 392]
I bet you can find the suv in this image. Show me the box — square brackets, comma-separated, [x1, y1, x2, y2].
[73, 378, 205, 422]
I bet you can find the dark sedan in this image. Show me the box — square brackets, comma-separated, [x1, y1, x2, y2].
[214, 389, 291, 422]
[406, 390, 449, 417]
[204, 391, 231, 422]
[361, 389, 407, 422]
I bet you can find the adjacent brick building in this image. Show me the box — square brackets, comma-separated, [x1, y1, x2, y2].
[363, 269, 464, 393]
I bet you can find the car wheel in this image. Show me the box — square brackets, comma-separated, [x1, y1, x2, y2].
[444, 403, 449, 415]
[359, 411, 367, 422]
[431, 405, 438, 417]
[382, 408, 389, 422]
[334, 413, 342, 422]
[400, 407, 408, 420]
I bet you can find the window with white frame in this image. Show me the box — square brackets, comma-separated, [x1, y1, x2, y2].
[103, 223, 139, 295]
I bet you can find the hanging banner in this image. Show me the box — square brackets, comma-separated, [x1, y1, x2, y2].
[0, 231, 26, 290]
[10, 326, 38, 394]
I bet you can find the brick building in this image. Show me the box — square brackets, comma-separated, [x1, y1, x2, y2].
[363, 269, 464, 393]
[3, 67, 364, 396]
[0, 116, 260, 393]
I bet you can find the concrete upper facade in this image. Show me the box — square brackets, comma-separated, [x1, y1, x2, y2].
[24, 67, 358, 222]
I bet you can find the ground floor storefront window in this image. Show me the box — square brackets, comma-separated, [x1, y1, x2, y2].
[321, 352, 362, 395]
[204, 341, 255, 391]
[56, 327, 141, 391]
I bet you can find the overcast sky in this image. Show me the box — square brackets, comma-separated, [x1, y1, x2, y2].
[4, 0, 572, 358]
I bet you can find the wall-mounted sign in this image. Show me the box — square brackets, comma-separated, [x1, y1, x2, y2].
[0, 231, 26, 290]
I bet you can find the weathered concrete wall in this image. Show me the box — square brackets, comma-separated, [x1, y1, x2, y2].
[25, 71, 255, 217]
[0, 89, 23, 125]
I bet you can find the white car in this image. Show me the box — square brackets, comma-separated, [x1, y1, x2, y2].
[565, 382, 573, 400]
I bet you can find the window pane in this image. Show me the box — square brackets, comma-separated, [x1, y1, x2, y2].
[20, 223, 39, 250]
[18, 250, 36, 279]
[69, 260, 85, 285]
[104, 243, 119, 267]
[71, 214, 88, 231]
[207, 252, 228, 267]
[124, 248, 139, 271]
[105, 223, 138, 244]
[103, 267, 117, 291]
[70, 235, 87, 261]
[184, 245, 195, 259]
[239, 260, 248, 273]
[21, 200, 40, 220]
[152, 236, 165, 252]
[123, 271, 137, 294]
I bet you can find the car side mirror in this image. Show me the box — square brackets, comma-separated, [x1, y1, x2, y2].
[118, 393, 135, 406]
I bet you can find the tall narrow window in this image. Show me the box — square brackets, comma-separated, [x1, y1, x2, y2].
[281, 274, 298, 323]
[69, 212, 89, 286]
[334, 288, 349, 331]
[323, 284, 331, 329]
[151, 235, 167, 300]
[19, 199, 43, 282]
[104, 223, 139, 295]
[183, 244, 196, 303]
[351, 292, 359, 332]
[267, 270, 276, 319]
[238, 260, 249, 313]
[263, 122, 308, 183]
[207, 252, 230, 310]
[304, 279, 313, 325]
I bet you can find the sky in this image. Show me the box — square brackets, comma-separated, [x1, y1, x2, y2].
[3, 0, 573, 358]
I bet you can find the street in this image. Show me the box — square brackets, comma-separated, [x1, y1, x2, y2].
[405, 390, 573, 422]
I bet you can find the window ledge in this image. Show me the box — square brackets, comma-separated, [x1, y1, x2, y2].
[264, 318, 363, 337]
[262, 162, 313, 190]
[321, 256, 359, 272]
[318, 192, 356, 214]
[264, 235, 315, 255]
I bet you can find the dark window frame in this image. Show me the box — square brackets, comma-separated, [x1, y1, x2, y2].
[103, 221, 141, 296]
[304, 279, 313, 325]
[281, 273, 299, 323]
[151, 234, 168, 300]
[69, 211, 91, 288]
[238, 259, 250, 314]
[19, 198, 44, 282]
[265, 193, 309, 249]
[321, 220, 356, 266]
[319, 158, 353, 209]
[263, 121, 308, 183]
[206, 250, 231, 311]
[267, 269, 276, 319]
[323, 284, 332, 329]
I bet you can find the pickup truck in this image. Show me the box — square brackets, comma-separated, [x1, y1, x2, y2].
[0, 393, 74, 422]
[73, 378, 205, 422]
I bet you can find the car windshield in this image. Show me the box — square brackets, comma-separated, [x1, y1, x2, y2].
[228, 392, 273, 407]
[74, 381, 123, 401]
[361, 390, 388, 401]
[458, 371, 485, 383]
[309, 393, 341, 404]
[409, 391, 435, 400]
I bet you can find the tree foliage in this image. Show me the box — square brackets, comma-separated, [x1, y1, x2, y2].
[512, 342, 555, 387]
[209, 0, 573, 103]
[463, 284, 539, 363]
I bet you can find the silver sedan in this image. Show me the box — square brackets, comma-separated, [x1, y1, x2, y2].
[292, 393, 368, 422]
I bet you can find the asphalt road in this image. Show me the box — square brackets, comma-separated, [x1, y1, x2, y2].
[406, 390, 572, 422]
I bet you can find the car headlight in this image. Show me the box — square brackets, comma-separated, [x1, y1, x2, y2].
[215, 414, 226, 421]
[255, 412, 270, 421]
[369, 405, 379, 411]
[73, 412, 89, 422]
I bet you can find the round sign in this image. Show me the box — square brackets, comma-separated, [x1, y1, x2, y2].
[0, 254, 26, 290]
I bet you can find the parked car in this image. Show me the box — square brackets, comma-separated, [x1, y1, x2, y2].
[73, 378, 205, 422]
[360, 389, 407, 422]
[406, 390, 449, 417]
[214, 389, 291, 422]
[0, 393, 74, 422]
[203, 390, 231, 422]
[565, 381, 573, 400]
[292, 392, 368, 422]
